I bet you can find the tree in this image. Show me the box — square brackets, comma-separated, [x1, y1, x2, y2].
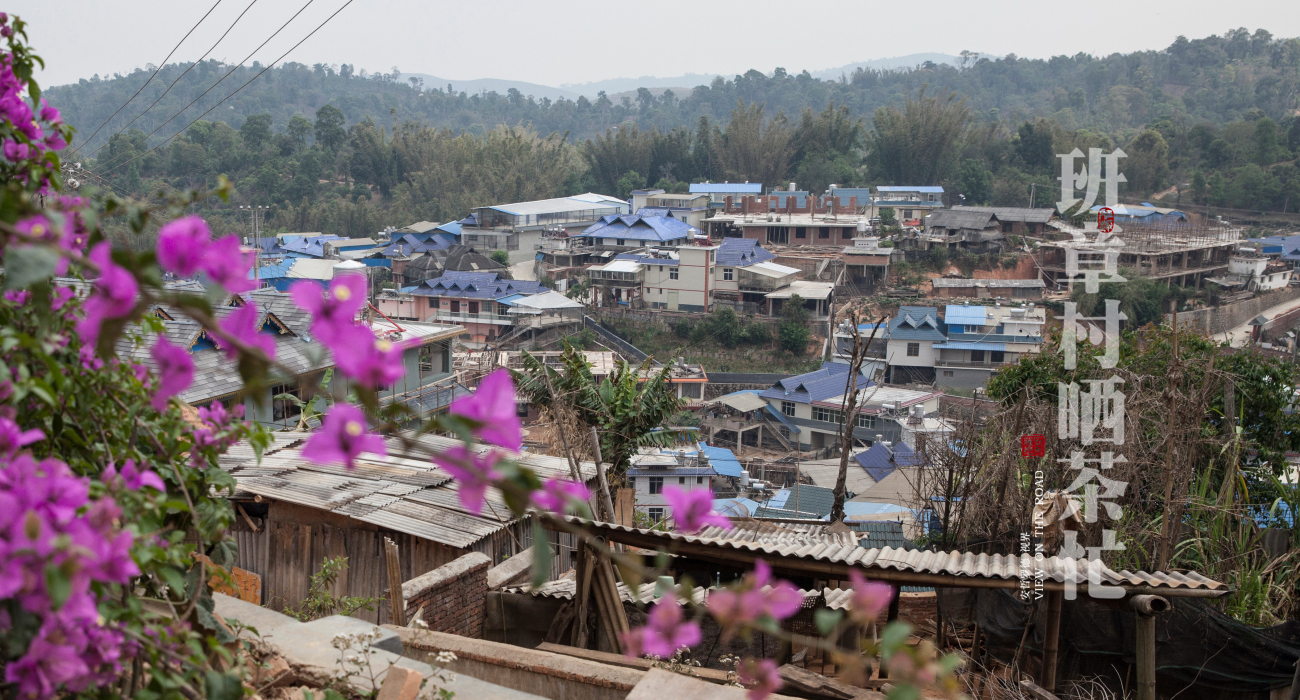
[867, 87, 970, 184]
[313, 104, 346, 150]
[286, 114, 312, 146]
[615, 170, 646, 199]
[1190, 170, 1208, 204]
[489, 249, 510, 265]
[717, 101, 792, 187]
[1124, 129, 1170, 194]
[1013, 120, 1055, 171]
[240, 112, 273, 151]
[955, 158, 992, 204]
[878, 207, 897, 226]
[777, 294, 810, 354]
[1253, 117, 1281, 165]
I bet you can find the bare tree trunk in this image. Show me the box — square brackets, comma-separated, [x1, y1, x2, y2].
[1155, 321, 1182, 570]
[831, 316, 886, 522]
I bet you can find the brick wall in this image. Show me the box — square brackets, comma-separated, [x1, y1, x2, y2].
[401, 552, 490, 638]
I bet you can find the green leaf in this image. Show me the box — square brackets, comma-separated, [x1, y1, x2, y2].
[878, 620, 913, 653]
[4, 246, 59, 289]
[530, 519, 552, 589]
[196, 596, 236, 644]
[204, 671, 244, 700]
[44, 564, 71, 609]
[814, 608, 843, 637]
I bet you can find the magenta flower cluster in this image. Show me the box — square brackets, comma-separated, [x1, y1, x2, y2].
[0, 418, 146, 699]
[706, 559, 804, 637]
[0, 15, 69, 191]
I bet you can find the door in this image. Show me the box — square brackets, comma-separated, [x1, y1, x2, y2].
[667, 291, 679, 311]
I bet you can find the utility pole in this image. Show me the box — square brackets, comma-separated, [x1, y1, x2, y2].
[240, 205, 269, 288]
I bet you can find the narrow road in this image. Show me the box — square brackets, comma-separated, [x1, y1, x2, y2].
[1221, 293, 1300, 347]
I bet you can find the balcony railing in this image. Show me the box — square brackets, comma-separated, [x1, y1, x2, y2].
[429, 310, 515, 325]
[936, 359, 1005, 369]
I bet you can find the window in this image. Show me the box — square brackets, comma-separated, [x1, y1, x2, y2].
[991, 351, 1005, 363]
[270, 382, 301, 424]
[669, 267, 679, 280]
[678, 476, 686, 484]
[648, 476, 663, 494]
[681, 383, 702, 399]
[856, 414, 875, 429]
[795, 227, 806, 239]
[812, 406, 842, 423]
[781, 401, 795, 417]
[697, 476, 704, 484]
[819, 227, 830, 239]
[648, 507, 664, 522]
[617, 239, 625, 246]
[943, 370, 954, 377]
[907, 342, 920, 357]
[842, 228, 853, 239]
[451, 300, 460, 312]
[723, 268, 734, 281]
[659, 266, 664, 271]
[971, 350, 985, 362]
[1001, 222, 1013, 233]
[418, 345, 439, 372]
[903, 210, 913, 219]
[468, 301, 479, 314]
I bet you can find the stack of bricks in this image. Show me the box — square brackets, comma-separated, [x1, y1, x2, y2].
[401, 552, 491, 638]
[870, 591, 937, 630]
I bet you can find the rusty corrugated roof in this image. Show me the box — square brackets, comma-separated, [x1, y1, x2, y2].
[557, 517, 1230, 597]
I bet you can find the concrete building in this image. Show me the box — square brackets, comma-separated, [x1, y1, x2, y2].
[629, 190, 711, 229]
[627, 445, 719, 524]
[703, 212, 869, 246]
[1206, 252, 1294, 293]
[572, 213, 695, 248]
[930, 278, 1046, 299]
[460, 193, 629, 264]
[871, 186, 945, 224]
[884, 306, 946, 385]
[375, 271, 552, 343]
[688, 182, 763, 209]
[842, 237, 893, 292]
[933, 304, 1044, 391]
[1036, 220, 1240, 290]
[755, 363, 873, 451]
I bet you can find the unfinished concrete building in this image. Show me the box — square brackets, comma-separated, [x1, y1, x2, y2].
[1035, 221, 1241, 290]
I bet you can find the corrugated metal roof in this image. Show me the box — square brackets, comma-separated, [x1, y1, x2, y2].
[229, 433, 601, 550]
[877, 186, 944, 193]
[689, 183, 763, 194]
[697, 519, 859, 548]
[557, 518, 1230, 595]
[944, 305, 991, 326]
[933, 341, 1007, 351]
[931, 278, 1045, 288]
[705, 391, 769, 413]
[700, 445, 743, 478]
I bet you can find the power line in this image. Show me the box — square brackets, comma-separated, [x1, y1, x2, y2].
[74, 0, 225, 152]
[83, 0, 261, 159]
[93, 0, 324, 174]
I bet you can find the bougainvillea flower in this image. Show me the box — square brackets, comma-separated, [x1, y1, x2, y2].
[289, 274, 366, 342]
[50, 286, 75, 312]
[0, 416, 44, 458]
[155, 215, 211, 277]
[76, 243, 137, 347]
[301, 403, 384, 469]
[432, 445, 503, 515]
[708, 559, 803, 636]
[737, 658, 782, 700]
[448, 368, 521, 451]
[846, 569, 894, 625]
[3, 289, 30, 304]
[199, 235, 255, 294]
[330, 324, 407, 389]
[620, 600, 700, 658]
[663, 486, 730, 534]
[148, 335, 194, 412]
[532, 478, 590, 514]
[215, 301, 275, 361]
[102, 459, 165, 492]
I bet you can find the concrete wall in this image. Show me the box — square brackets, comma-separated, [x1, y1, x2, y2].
[936, 366, 996, 391]
[397, 627, 642, 700]
[1169, 286, 1300, 335]
[402, 552, 491, 638]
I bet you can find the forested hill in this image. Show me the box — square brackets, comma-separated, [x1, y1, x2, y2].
[52, 28, 1300, 154]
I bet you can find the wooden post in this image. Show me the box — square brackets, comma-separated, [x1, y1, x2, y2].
[590, 427, 616, 522]
[1041, 590, 1063, 691]
[1134, 612, 1156, 700]
[383, 537, 405, 627]
[573, 544, 594, 648]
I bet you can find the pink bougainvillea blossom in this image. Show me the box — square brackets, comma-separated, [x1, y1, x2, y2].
[50, 286, 75, 312]
[102, 459, 165, 492]
[0, 415, 44, 458]
[532, 478, 590, 515]
[737, 658, 782, 700]
[330, 324, 407, 389]
[301, 403, 384, 469]
[3, 289, 29, 304]
[214, 301, 275, 361]
[448, 368, 521, 451]
[662, 486, 730, 534]
[199, 235, 255, 294]
[846, 569, 894, 625]
[289, 275, 366, 342]
[620, 599, 700, 658]
[154, 215, 211, 277]
[147, 335, 194, 411]
[707, 559, 803, 637]
[76, 242, 137, 347]
[432, 446, 503, 515]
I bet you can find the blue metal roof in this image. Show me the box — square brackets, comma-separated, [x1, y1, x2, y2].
[701, 445, 743, 478]
[944, 305, 989, 327]
[412, 272, 545, 300]
[854, 441, 923, 481]
[877, 186, 944, 193]
[933, 341, 1007, 351]
[759, 362, 871, 404]
[575, 214, 694, 243]
[888, 307, 947, 342]
[714, 498, 760, 518]
[689, 183, 763, 194]
[763, 405, 801, 433]
[496, 294, 526, 306]
[716, 238, 776, 267]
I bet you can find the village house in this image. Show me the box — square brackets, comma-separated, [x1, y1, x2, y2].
[374, 270, 552, 343]
[883, 306, 947, 385]
[572, 212, 696, 248]
[930, 277, 1046, 299]
[754, 362, 874, 452]
[1035, 218, 1240, 290]
[458, 192, 629, 263]
[871, 185, 945, 224]
[688, 181, 763, 209]
[629, 189, 711, 228]
[1206, 250, 1294, 293]
[627, 442, 743, 524]
[883, 304, 1045, 390]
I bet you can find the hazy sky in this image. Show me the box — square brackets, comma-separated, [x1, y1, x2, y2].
[15, 0, 1300, 89]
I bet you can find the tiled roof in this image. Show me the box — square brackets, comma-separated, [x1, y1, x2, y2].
[950, 206, 1055, 224]
[759, 362, 871, 405]
[926, 209, 995, 230]
[716, 238, 776, 267]
[411, 271, 544, 300]
[888, 306, 947, 342]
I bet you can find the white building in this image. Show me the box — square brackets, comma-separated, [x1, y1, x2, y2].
[627, 446, 718, 524]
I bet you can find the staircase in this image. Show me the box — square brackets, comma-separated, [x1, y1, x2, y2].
[583, 316, 649, 363]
